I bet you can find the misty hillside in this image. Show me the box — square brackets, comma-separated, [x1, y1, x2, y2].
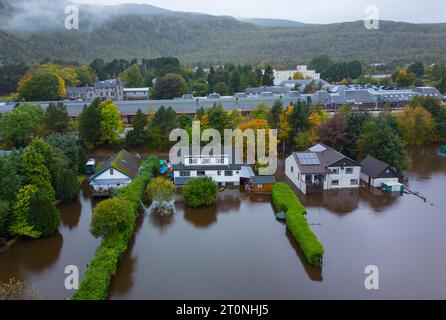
[238, 18, 316, 28]
[0, 1, 445, 66]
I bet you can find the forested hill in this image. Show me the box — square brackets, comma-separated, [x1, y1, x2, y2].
[0, 1, 445, 66]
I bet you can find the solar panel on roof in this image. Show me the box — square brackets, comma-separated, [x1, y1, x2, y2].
[297, 153, 321, 165]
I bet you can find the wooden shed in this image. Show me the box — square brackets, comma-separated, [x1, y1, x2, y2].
[249, 176, 276, 193]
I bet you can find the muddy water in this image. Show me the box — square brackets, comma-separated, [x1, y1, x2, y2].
[108, 145, 446, 299]
[0, 182, 100, 300]
[1, 145, 445, 299]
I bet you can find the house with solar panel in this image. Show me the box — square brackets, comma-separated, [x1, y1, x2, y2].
[90, 150, 142, 195]
[285, 144, 361, 194]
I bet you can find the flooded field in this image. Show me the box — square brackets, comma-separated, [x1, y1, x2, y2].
[1, 145, 445, 299]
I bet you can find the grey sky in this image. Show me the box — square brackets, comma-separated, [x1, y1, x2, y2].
[73, 0, 446, 24]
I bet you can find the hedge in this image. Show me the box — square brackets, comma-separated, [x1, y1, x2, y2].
[72, 156, 159, 300]
[272, 182, 324, 267]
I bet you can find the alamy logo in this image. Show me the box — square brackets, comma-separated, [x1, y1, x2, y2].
[65, 5, 79, 30]
[364, 5, 380, 30]
[169, 121, 278, 175]
[64, 265, 79, 290]
[364, 265, 379, 290]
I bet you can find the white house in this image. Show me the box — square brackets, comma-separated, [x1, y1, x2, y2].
[273, 65, 320, 86]
[173, 149, 243, 187]
[360, 155, 400, 188]
[285, 144, 361, 194]
[90, 150, 142, 193]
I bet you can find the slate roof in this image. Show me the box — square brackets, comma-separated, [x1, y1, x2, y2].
[292, 144, 360, 174]
[95, 79, 123, 89]
[360, 155, 397, 178]
[91, 150, 142, 180]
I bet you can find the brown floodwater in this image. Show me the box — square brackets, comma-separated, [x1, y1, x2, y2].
[1, 145, 446, 299]
[0, 181, 100, 300]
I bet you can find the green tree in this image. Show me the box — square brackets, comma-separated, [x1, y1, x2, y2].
[44, 102, 69, 134]
[408, 61, 424, 78]
[191, 79, 209, 97]
[344, 111, 372, 159]
[152, 74, 188, 99]
[397, 106, 438, 145]
[212, 81, 230, 96]
[0, 153, 24, 203]
[55, 169, 80, 203]
[268, 100, 283, 129]
[262, 65, 274, 86]
[75, 65, 97, 86]
[99, 100, 124, 145]
[308, 54, 333, 77]
[357, 115, 410, 175]
[120, 64, 144, 88]
[203, 103, 233, 135]
[21, 147, 55, 201]
[249, 101, 270, 121]
[9, 185, 40, 239]
[78, 99, 101, 150]
[17, 72, 66, 101]
[27, 191, 61, 237]
[229, 70, 242, 93]
[90, 198, 131, 238]
[0, 103, 44, 148]
[347, 60, 363, 79]
[183, 177, 218, 208]
[126, 109, 148, 148]
[0, 201, 10, 237]
[146, 177, 176, 202]
[47, 133, 80, 173]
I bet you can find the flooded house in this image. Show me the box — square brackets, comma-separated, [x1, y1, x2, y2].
[90, 150, 142, 194]
[285, 143, 361, 194]
[360, 155, 403, 192]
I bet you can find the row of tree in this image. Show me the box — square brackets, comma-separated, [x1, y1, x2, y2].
[0, 103, 88, 239]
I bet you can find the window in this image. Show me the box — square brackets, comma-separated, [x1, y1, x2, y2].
[257, 184, 263, 189]
[217, 171, 221, 176]
[180, 171, 190, 177]
[291, 166, 294, 173]
[110, 168, 114, 175]
[202, 159, 211, 165]
[225, 171, 233, 177]
[188, 158, 198, 164]
[330, 168, 339, 174]
[351, 179, 359, 185]
[346, 168, 354, 174]
[197, 171, 206, 176]
[215, 158, 225, 164]
[332, 180, 339, 186]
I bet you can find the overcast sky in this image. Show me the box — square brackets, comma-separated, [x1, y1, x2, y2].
[73, 0, 446, 24]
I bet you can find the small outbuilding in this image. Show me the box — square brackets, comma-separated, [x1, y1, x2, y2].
[360, 155, 401, 189]
[248, 176, 276, 194]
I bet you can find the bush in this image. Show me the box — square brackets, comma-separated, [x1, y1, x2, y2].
[146, 177, 176, 203]
[183, 177, 218, 208]
[55, 169, 80, 203]
[27, 191, 61, 238]
[90, 198, 132, 239]
[72, 156, 159, 300]
[272, 183, 324, 267]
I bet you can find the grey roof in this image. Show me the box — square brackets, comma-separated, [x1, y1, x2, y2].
[245, 86, 291, 95]
[91, 150, 142, 180]
[250, 175, 276, 184]
[344, 90, 376, 104]
[412, 87, 443, 97]
[292, 143, 360, 174]
[311, 90, 332, 104]
[95, 79, 123, 88]
[361, 155, 394, 178]
[67, 87, 93, 94]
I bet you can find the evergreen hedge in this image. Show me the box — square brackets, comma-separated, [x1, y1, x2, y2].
[272, 182, 324, 267]
[72, 156, 159, 300]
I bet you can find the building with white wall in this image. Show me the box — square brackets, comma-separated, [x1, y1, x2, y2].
[273, 65, 320, 85]
[360, 155, 400, 188]
[285, 144, 361, 194]
[173, 149, 243, 187]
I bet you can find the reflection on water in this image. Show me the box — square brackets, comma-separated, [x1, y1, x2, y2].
[2, 145, 446, 299]
[0, 179, 100, 300]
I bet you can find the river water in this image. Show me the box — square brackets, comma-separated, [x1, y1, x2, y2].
[1, 145, 445, 299]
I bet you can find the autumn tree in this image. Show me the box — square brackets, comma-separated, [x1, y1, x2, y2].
[120, 64, 144, 88]
[397, 106, 438, 145]
[99, 100, 124, 145]
[316, 113, 348, 152]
